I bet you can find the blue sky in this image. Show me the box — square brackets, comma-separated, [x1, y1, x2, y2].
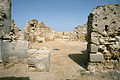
[11, 0, 120, 32]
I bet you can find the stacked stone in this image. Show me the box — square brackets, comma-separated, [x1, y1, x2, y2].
[74, 24, 87, 41]
[54, 32, 77, 41]
[8, 20, 21, 41]
[23, 19, 54, 43]
[87, 4, 120, 71]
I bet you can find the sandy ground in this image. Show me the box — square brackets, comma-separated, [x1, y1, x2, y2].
[0, 40, 119, 80]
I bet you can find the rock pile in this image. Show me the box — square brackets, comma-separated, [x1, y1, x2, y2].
[74, 24, 87, 41]
[54, 32, 77, 41]
[0, 0, 11, 38]
[87, 4, 120, 72]
[23, 19, 54, 43]
[9, 20, 21, 41]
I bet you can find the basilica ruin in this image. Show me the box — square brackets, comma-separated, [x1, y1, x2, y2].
[0, 0, 120, 80]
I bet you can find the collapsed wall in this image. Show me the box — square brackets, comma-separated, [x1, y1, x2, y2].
[23, 19, 54, 43]
[87, 4, 120, 72]
[54, 32, 77, 41]
[23, 19, 82, 42]
[10, 20, 21, 41]
[74, 24, 87, 41]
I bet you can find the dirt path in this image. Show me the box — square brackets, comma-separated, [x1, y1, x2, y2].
[28, 40, 87, 80]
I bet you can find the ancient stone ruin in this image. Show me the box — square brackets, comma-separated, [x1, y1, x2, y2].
[27, 47, 50, 72]
[0, 0, 11, 69]
[87, 4, 120, 72]
[22, 19, 86, 43]
[74, 24, 87, 41]
[0, 0, 120, 77]
[0, 1, 51, 71]
[23, 19, 54, 43]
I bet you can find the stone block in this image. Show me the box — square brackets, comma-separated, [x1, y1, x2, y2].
[27, 48, 50, 72]
[91, 36, 99, 45]
[1, 41, 28, 60]
[88, 43, 98, 53]
[90, 52, 104, 62]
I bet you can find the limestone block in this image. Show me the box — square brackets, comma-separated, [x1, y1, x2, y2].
[27, 47, 50, 72]
[90, 52, 104, 62]
[91, 36, 99, 45]
[116, 36, 120, 41]
[109, 38, 116, 42]
[98, 45, 106, 52]
[99, 38, 105, 44]
[1, 41, 28, 59]
[88, 43, 98, 53]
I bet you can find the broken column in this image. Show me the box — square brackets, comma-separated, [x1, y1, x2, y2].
[87, 4, 120, 71]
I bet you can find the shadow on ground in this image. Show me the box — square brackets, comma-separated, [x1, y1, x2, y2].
[0, 77, 30, 80]
[68, 50, 88, 70]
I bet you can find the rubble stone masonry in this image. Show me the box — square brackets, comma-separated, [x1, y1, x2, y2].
[87, 4, 120, 71]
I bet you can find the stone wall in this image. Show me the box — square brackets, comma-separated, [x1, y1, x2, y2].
[54, 32, 77, 41]
[23, 19, 82, 43]
[9, 20, 21, 41]
[74, 24, 87, 41]
[87, 4, 120, 71]
[23, 19, 54, 43]
[0, 0, 11, 69]
[0, 0, 11, 37]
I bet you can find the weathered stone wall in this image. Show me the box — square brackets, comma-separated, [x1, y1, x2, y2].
[0, 0, 11, 37]
[0, 0, 11, 69]
[74, 24, 87, 41]
[27, 47, 50, 72]
[87, 4, 120, 71]
[54, 32, 77, 41]
[9, 20, 21, 41]
[23, 19, 54, 43]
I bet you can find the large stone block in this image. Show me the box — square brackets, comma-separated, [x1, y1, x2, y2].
[91, 36, 99, 45]
[88, 43, 98, 53]
[90, 52, 104, 62]
[27, 47, 50, 72]
[1, 41, 28, 59]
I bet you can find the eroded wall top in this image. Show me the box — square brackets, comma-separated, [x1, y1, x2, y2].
[0, 0, 11, 38]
